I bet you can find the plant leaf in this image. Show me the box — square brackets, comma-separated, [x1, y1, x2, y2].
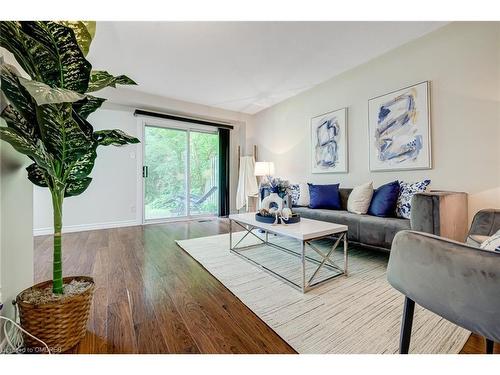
[65, 176, 92, 197]
[66, 146, 97, 181]
[94, 129, 140, 146]
[0, 21, 40, 80]
[1, 20, 139, 202]
[72, 109, 94, 138]
[73, 95, 106, 119]
[56, 21, 96, 56]
[19, 77, 85, 105]
[87, 70, 137, 92]
[0, 64, 38, 137]
[26, 163, 48, 187]
[35, 103, 92, 166]
[83, 21, 96, 40]
[0, 127, 50, 169]
[1, 105, 38, 142]
[19, 21, 92, 93]
[0, 92, 7, 113]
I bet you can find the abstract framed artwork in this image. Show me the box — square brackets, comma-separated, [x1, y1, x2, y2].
[311, 107, 348, 174]
[368, 81, 432, 171]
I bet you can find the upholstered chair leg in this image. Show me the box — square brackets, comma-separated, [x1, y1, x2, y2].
[399, 297, 415, 354]
[486, 339, 494, 354]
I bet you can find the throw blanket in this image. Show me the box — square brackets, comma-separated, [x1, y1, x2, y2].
[236, 156, 259, 210]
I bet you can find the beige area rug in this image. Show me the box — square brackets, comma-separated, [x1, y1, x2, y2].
[176, 231, 470, 354]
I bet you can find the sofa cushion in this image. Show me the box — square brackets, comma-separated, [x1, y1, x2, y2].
[339, 188, 352, 210]
[289, 184, 300, 206]
[347, 182, 373, 214]
[358, 214, 411, 249]
[466, 234, 490, 247]
[368, 181, 400, 217]
[293, 207, 360, 242]
[308, 183, 341, 209]
[480, 230, 500, 252]
[293, 206, 410, 249]
[297, 183, 310, 206]
[396, 179, 431, 219]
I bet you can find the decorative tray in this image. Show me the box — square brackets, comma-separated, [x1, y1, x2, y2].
[254, 213, 301, 224]
[255, 213, 277, 224]
[280, 214, 301, 224]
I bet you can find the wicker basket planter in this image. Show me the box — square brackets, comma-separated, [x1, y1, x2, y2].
[16, 276, 95, 353]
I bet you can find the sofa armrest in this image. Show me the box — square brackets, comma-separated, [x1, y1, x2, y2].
[410, 193, 440, 235]
[410, 191, 468, 242]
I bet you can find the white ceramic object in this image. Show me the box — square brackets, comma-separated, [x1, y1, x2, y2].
[261, 193, 284, 213]
[281, 208, 293, 220]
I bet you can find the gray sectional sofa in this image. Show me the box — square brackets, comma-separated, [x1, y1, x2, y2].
[292, 188, 468, 251]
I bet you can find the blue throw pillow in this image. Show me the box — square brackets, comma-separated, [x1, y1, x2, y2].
[368, 181, 400, 217]
[308, 183, 341, 210]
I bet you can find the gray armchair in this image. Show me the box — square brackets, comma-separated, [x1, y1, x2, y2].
[466, 209, 500, 247]
[387, 227, 500, 353]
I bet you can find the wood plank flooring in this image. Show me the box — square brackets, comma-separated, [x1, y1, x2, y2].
[33, 219, 496, 354]
[34, 219, 295, 354]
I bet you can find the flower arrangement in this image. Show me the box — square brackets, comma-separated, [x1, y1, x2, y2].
[260, 176, 291, 198]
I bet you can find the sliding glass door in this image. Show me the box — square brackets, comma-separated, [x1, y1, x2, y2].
[189, 131, 219, 216]
[144, 126, 187, 220]
[143, 123, 219, 222]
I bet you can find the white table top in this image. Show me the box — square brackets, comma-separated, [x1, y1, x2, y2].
[229, 212, 348, 241]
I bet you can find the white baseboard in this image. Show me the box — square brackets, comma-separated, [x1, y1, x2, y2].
[33, 219, 139, 236]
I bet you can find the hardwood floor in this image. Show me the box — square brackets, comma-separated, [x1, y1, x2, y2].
[33, 219, 496, 354]
[460, 335, 499, 354]
[34, 219, 295, 354]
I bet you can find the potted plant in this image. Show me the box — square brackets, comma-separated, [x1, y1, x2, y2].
[0, 21, 139, 352]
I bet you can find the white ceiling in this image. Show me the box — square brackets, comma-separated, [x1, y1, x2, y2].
[87, 22, 447, 114]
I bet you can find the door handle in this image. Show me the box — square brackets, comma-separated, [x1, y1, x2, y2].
[142, 165, 148, 178]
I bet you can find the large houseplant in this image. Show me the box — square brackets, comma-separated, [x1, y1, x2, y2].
[0, 21, 139, 351]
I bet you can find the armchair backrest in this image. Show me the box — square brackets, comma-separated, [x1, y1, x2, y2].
[387, 230, 500, 342]
[468, 209, 500, 237]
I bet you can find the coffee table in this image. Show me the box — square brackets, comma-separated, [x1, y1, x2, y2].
[228, 212, 348, 293]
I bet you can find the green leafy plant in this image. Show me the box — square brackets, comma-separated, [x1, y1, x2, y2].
[0, 21, 139, 294]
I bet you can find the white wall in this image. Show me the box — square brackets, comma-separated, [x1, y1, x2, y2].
[34, 97, 250, 234]
[0, 131, 34, 319]
[34, 107, 138, 233]
[0, 52, 34, 319]
[247, 22, 500, 223]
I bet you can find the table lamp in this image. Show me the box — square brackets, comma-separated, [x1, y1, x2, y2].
[254, 161, 275, 182]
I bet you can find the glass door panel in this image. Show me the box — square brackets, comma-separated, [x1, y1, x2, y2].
[144, 126, 187, 220]
[189, 131, 219, 216]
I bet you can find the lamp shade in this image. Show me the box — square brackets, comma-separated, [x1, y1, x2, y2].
[254, 161, 275, 176]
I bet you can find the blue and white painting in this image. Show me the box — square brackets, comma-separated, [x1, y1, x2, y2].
[311, 108, 348, 173]
[368, 81, 431, 171]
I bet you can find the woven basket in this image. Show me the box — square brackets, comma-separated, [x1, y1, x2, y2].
[16, 276, 95, 353]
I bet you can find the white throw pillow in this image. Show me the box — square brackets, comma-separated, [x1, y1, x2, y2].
[296, 183, 310, 206]
[480, 229, 500, 253]
[347, 182, 373, 214]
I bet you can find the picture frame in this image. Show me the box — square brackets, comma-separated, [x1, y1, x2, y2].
[310, 107, 348, 174]
[368, 81, 432, 172]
